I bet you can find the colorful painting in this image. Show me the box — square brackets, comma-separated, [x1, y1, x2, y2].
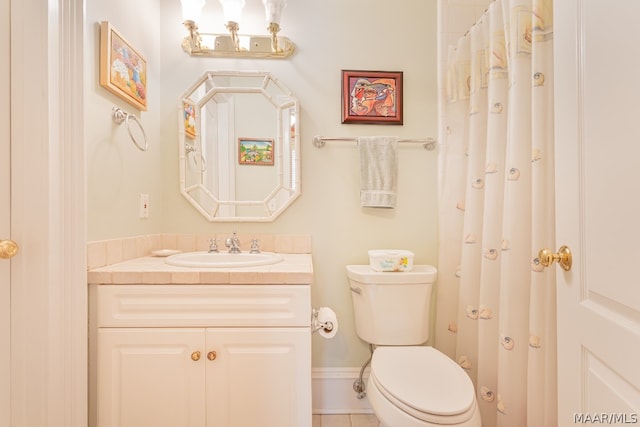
[183, 102, 196, 139]
[100, 21, 147, 111]
[238, 138, 274, 166]
[342, 70, 403, 125]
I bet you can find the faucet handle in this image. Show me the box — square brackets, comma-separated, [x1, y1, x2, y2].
[250, 239, 261, 254]
[208, 238, 219, 253]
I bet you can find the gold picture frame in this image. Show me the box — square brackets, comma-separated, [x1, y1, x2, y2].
[100, 21, 148, 111]
[183, 102, 196, 139]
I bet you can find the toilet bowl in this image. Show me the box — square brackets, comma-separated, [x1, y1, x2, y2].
[366, 346, 480, 427]
[346, 264, 481, 427]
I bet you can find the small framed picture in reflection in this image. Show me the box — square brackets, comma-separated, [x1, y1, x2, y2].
[183, 102, 196, 139]
[238, 138, 275, 166]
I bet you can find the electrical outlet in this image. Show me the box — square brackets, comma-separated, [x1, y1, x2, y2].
[139, 193, 149, 218]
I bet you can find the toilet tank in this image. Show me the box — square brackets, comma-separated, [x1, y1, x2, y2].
[346, 265, 437, 345]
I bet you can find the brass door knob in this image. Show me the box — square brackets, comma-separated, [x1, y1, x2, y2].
[0, 239, 18, 259]
[207, 351, 217, 361]
[538, 245, 572, 271]
[191, 351, 201, 361]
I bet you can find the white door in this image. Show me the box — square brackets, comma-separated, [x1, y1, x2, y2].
[555, 0, 640, 424]
[97, 328, 207, 427]
[1, 0, 12, 423]
[6, 1, 86, 425]
[206, 328, 311, 427]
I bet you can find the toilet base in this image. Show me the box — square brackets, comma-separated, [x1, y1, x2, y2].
[367, 376, 482, 427]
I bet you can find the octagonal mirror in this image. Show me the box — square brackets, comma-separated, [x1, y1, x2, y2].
[178, 71, 300, 221]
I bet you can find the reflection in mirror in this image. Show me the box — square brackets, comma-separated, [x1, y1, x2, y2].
[179, 71, 300, 221]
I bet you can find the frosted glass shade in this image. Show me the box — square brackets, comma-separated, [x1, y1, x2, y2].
[219, 0, 245, 23]
[262, 0, 287, 24]
[180, 0, 206, 22]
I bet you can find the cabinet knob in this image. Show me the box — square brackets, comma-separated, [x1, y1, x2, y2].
[191, 351, 201, 361]
[207, 351, 217, 361]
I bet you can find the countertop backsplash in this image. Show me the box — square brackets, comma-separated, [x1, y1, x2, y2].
[87, 233, 312, 271]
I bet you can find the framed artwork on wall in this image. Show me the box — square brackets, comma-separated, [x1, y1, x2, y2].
[238, 138, 275, 166]
[341, 70, 403, 125]
[100, 21, 148, 111]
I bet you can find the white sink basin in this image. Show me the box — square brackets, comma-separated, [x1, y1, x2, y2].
[165, 251, 284, 268]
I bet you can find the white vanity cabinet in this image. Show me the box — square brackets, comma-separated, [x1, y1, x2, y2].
[89, 284, 311, 427]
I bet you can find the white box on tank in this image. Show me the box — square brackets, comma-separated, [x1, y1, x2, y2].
[368, 249, 414, 272]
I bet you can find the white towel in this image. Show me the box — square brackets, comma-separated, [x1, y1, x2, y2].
[358, 136, 398, 208]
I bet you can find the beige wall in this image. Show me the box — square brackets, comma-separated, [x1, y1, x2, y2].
[86, 0, 438, 368]
[85, 0, 164, 239]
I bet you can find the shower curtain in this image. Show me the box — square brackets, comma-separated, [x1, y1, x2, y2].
[436, 1, 555, 426]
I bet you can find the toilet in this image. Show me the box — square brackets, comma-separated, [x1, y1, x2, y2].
[347, 264, 481, 427]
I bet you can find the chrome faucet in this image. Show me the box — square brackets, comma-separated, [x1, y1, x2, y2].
[225, 231, 241, 253]
[250, 239, 261, 254]
[208, 238, 219, 253]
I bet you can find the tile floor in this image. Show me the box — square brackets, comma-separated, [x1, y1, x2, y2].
[313, 414, 381, 427]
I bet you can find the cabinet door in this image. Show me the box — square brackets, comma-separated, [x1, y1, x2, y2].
[205, 328, 311, 427]
[97, 328, 206, 427]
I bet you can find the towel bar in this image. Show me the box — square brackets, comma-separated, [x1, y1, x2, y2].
[312, 135, 437, 151]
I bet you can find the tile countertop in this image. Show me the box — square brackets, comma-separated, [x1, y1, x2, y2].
[88, 253, 314, 285]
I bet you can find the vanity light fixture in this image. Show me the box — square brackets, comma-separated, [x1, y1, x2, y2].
[179, 0, 295, 59]
[219, 0, 244, 51]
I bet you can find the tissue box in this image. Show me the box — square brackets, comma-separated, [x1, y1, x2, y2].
[368, 250, 414, 272]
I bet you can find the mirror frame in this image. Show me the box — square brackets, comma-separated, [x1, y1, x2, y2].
[178, 70, 300, 222]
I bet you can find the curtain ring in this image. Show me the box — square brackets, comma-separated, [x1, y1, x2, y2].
[112, 106, 148, 152]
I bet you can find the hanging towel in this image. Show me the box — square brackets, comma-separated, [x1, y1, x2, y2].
[358, 136, 398, 208]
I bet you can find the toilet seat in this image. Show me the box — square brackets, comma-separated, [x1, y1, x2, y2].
[370, 346, 476, 425]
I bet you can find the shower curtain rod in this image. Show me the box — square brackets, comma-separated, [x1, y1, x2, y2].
[312, 135, 437, 151]
[463, 0, 495, 37]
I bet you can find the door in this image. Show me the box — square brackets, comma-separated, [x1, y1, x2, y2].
[1, 0, 11, 423]
[555, 0, 640, 424]
[206, 328, 311, 427]
[97, 328, 207, 427]
[3, 0, 86, 425]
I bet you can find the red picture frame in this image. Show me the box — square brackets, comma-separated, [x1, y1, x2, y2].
[341, 70, 403, 125]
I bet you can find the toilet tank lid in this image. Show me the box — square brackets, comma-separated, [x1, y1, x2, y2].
[346, 264, 437, 284]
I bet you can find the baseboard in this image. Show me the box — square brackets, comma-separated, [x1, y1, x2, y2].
[312, 367, 373, 414]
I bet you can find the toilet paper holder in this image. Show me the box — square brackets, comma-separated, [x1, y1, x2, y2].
[312, 307, 335, 334]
